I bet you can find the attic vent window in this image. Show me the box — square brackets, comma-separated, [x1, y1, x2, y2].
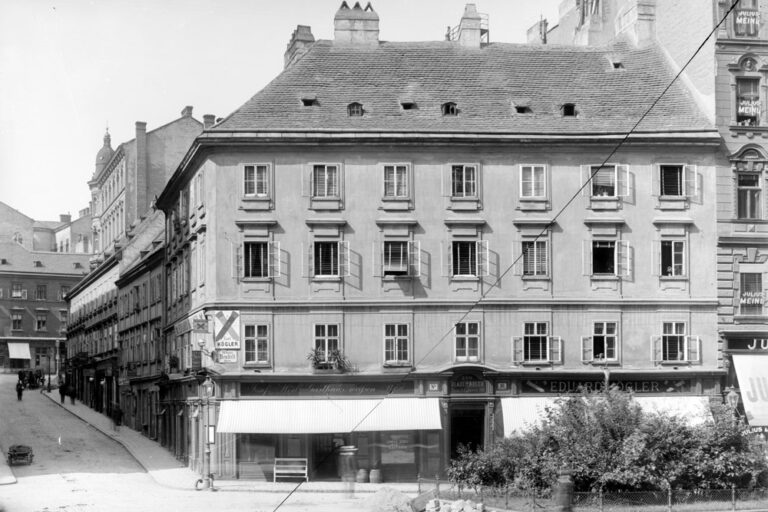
[442, 102, 458, 116]
[401, 101, 417, 110]
[73, 262, 83, 269]
[1, 258, 8, 265]
[515, 105, 532, 114]
[562, 103, 577, 117]
[348, 102, 364, 117]
[33, 260, 43, 267]
[301, 96, 318, 107]
[612, 61, 624, 69]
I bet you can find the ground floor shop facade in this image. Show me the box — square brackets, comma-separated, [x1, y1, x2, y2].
[0, 338, 61, 375]
[185, 370, 723, 482]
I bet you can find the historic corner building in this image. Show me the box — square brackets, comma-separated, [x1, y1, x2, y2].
[156, 2, 725, 482]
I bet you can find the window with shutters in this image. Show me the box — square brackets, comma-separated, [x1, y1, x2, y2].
[592, 165, 617, 197]
[582, 238, 631, 280]
[243, 164, 270, 198]
[244, 324, 270, 365]
[582, 322, 618, 362]
[449, 240, 489, 278]
[661, 322, 686, 361]
[11, 283, 23, 299]
[660, 240, 686, 277]
[244, 242, 268, 278]
[582, 164, 629, 209]
[454, 321, 480, 362]
[660, 165, 683, 196]
[593, 241, 616, 275]
[739, 272, 764, 315]
[383, 241, 409, 277]
[236, 239, 280, 281]
[11, 312, 22, 331]
[384, 323, 410, 365]
[312, 241, 349, 278]
[35, 285, 47, 301]
[35, 312, 47, 331]
[313, 165, 340, 198]
[513, 323, 561, 364]
[314, 324, 340, 362]
[737, 173, 762, 219]
[522, 240, 548, 277]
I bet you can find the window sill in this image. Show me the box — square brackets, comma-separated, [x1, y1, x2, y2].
[657, 360, 693, 366]
[589, 197, 620, 210]
[591, 275, 619, 281]
[243, 363, 271, 369]
[659, 275, 688, 281]
[520, 360, 554, 366]
[242, 277, 272, 283]
[585, 359, 620, 366]
[312, 276, 342, 282]
[383, 274, 411, 281]
[454, 358, 481, 364]
[383, 362, 412, 368]
[450, 275, 480, 282]
[242, 195, 271, 202]
[522, 274, 550, 281]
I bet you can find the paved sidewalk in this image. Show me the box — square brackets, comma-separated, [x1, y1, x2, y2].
[40, 391, 420, 495]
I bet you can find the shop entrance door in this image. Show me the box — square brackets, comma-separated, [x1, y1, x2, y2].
[450, 404, 485, 459]
[311, 434, 345, 480]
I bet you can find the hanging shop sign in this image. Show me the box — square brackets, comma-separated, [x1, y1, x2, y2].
[728, 337, 768, 352]
[522, 379, 691, 394]
[240, 381, 414, 397]
[191, 350, 202, 369]
[213, 311, 240, 349]
[173, 318, 192, 336]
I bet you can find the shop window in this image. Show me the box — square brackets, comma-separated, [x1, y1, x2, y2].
[737, 173, 762, 219]
[739, 272, 764, 315]
[581, 322, 618, 363]
[383, 323, 410, 365]
[454, 321, 480, 362]
[736, 78, 760, 126]
[244, 324, 270, 365]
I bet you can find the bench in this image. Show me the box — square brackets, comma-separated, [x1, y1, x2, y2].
[273, 458, 309, 482]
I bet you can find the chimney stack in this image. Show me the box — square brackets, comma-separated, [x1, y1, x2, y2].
[285, 25, 316, 69]
[526, 17, 548, 44]
[181, 105, 193, 118]
[203, 114, 216, 130]
[59, 214, 72, 224]
[457, 4, 482, 48]
[334, 1, 379, 46]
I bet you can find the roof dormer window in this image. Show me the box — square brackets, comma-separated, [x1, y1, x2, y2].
[562, 103, 577, 117]
[442, 102, 458, 116]
[33, 260, 43, 267]
[301, 96, 318, 107]
[401, 101, 417, 110]
[348, 102, 364, 117]
[515, 105, 532, 114]
[612, 61, 624, 70]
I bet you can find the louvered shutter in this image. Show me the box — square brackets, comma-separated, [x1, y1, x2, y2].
[301, 242, 314, 278]
[338, 241, 350, 277]
[231, 243, 242, 281]
[651, 239, 660, 276]
[581, 336, 593, 362]
[442, 241, 452, 277]
[617, 164, 630, 197]
[683, 164, 698, 200]
[512, 336, 523, 363]
[268, 241, 281, 277]
[651, 335, 662, 363]
[581, 165, 592, 196]
[651, 165, 661, 197]
[477, 240, 489, 277]
[372, 240, 382, 277]
[617, 240, 632, 280]
[408, 241, 421, 277]
[549, 336, 562, 363]
[301, 166, 313, 197]
[686, 335, 701, 363]
[441, 165, 452, 197]
[582, 240, 592, 275]
[512, 239, 523, 276]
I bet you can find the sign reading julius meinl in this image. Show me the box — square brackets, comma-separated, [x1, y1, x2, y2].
[213, 311, 240, 349]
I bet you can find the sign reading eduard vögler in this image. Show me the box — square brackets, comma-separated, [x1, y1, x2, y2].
[213, 311, 240, 349]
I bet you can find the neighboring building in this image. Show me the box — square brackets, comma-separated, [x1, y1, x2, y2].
[0, 240, 89, 376]
[539, 0, 768, 439]
[1, 201, 91, 254]
[155, 3, 722, 481]
[55, 208, 94, 254]
[66, 108, 205, 420]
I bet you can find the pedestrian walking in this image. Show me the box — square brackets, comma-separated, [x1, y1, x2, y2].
[16, 380, 24, 401]
[59, 383, 67, 404]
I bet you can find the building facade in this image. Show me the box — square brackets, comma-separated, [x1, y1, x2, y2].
[155, 3, 723, 482]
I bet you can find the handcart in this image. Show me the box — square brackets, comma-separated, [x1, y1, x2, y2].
[7, 444, 33, 465]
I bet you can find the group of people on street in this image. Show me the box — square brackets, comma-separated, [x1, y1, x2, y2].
[15, 373, 76, 404]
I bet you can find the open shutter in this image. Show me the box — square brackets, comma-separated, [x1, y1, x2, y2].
[617, 164, 630, 197]
[441, 241, 451, 277]
[512, 239, 523, 276]
[549, 336, 562, 363]
[512, 336, 523, 363]
[372, 240, 382, 277]
[301, 242, 314, 278]
[683, 164, 699, 201]
[617, 240, 632, 280]
[581, 336, 593, 362]
[686, 335, 701, 363]
[651, 165, 660, 198]
[441, 165, 452, 197]
[580, 165, 592, 196]
[477, 240, 489, 277]
[268, 241, 281, 277]
[582, 240, 592, 276]
[651, 335, 662, 363]
[338, 241, 350, 277]
[651, 239, 660, 277]
[231, 243, 242, 281]
[408, 240, 421, 277]
[301, 166, 312, 197]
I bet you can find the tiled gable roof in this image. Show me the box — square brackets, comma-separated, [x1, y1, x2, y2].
[0, 242, 90, 276]
[213, 40, 712, 135]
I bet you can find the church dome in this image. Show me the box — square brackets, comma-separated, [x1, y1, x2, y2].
[95, 130, 114, 166]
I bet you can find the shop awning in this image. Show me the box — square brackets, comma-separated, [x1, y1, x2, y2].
[633, 396, 712, 425]
[7, 342, 31, 360]
[733, 354, 768, 426]
[217, 397, 442, 434]
[500, 397, 558, 437]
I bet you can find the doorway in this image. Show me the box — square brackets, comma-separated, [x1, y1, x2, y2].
[450, 404, 485, 459]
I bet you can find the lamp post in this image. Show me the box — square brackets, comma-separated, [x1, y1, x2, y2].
[726, 386, 740, 412]
[47, 347, 52, 392]
[199, 376, 217, 491]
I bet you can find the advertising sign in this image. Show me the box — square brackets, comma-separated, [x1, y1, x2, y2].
[381, 433, 414, 464]
[217, 350, 238, 364]
[213, 311, 240, 349]
[733, 354, 768, 427]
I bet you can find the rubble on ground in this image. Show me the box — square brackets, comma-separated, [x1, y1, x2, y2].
[363, 487, 414, 512]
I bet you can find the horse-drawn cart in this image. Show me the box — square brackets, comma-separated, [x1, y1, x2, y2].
[7, 444, 33, 465]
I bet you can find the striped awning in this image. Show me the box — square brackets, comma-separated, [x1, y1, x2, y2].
[217, 397, 442, 434]
[7, 342, 31, 360]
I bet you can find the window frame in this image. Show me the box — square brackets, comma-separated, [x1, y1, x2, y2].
[450, 164, 478, 199]
[522, 239, 548, 278]
[383, 323, 410, 366]
[736, 77, 761, 127]
[739, 271, 765, 316]
[11, 283, 23, 299]
[382, 163, 411, 200]
[11, 312, 23, 331]
[659, 239, 686, 278]
[35, 312, 47, 332]
[581, 321, 619, 363]
[651, 322, 700, 364]
[736, 172, 762, 220]
[454, 321, 481, 363]
[519, 164, 547, 200]
[448, 239, 489, 279]
[381, 240, 417, 278]
[35, 284, 47, 301]
[244, 323, 270, 366]
[582, 163, 630, 200]
[313, 323, 341, 363]
[311, 164, 341, 199]
[583, 239, 631, 279]
[243, 163, 271, 199]
[308, 240, 350, 279]
[347, 102, 364, 117]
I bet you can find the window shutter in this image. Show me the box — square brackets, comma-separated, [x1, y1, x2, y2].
[408, 240, 421, 277]
[512, 336, 523, 363]
[441, 165, 452, 197]
[580, 165, 591, 196]
[683, 164, 699, 201]
[617, 164, 631, 197]
[652, 165, 661, 197]
[581, 336, 593, 362]
[651, 239, 660, 277]
[477, 240, 489, 277]
[582, 240, 592, 276]
[441, 241, 452, 277]
[301, 166, 313, 197]
[618, 240, 632, 280]
[268, 241, 281, 277]
[686, 335, 701, 362]
[512, 239, 523, 276]
[372, 241, 382, 277]
[301, 242, 312, 278]
[339, 241, 350, 277]
[651, 335, 662, 363]
[21, 289, 27, 300]
[549, 336, 562, 363]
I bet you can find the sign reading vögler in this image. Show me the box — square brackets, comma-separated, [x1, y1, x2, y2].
[214, 311, 240, 350]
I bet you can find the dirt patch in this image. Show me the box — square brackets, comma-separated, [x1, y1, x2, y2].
[362, 487, 414, 512]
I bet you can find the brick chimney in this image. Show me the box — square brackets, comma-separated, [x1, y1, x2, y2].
[181, 105, 193, 118]
[59, 214, 72, 224]
[334, 1, 379, 46]
[526, 17, 549, 44]
[203, 114, 216, 130]
[457, 4, 482, 48]
[284, 25, 315, 69]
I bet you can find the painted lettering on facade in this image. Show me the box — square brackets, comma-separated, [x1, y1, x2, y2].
[451, 374, 486, 394]
[523, 379, 689, 394]
[216, 350, 237, 363]
[240, 381, 413, 396]
[213, 311, 240, 349]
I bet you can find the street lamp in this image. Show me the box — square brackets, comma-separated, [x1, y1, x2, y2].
[198, 375, 217, 491]
[726, 386, 740, 411]
[47, 347, 52, 392]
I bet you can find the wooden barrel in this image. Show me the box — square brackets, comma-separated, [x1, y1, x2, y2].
[356, 468, 369, 483]
[369, 468, 382, 483]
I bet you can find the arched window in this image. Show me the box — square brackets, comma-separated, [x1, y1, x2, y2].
[347, 102, 364, 117]
[442, 102, 458, 116]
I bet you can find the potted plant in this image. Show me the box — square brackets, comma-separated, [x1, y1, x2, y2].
[306, 347, 351, 373]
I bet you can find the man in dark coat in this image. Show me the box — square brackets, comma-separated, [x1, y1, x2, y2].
[16, 380, 24, 401]
[59, 383, 67, 404]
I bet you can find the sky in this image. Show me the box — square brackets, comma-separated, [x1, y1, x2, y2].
[0, 0, 561, 221]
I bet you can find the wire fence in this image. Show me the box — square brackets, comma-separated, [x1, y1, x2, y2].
[415, 477, 768, 512]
